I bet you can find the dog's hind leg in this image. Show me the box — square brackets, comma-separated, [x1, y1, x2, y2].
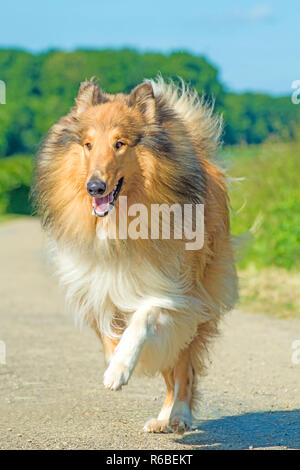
[168, 348, 194, 434]
[144, 369, 175, 433]
[144, 348, 193, 434]
[102, 335, 120, 363]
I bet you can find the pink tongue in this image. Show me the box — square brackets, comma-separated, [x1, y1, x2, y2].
[94, 190, 114, 213]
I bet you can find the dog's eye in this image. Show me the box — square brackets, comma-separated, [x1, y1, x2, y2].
[115, 141, 125, 150]
[85, 142, 92, 151]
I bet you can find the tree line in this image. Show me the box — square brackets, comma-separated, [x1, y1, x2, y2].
[0, 48, 299, 156]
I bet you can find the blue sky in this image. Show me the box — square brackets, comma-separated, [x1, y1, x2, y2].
[0, 0, 298, 95]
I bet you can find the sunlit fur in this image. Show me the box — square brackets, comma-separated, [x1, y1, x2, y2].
[33, 77, 238, 424]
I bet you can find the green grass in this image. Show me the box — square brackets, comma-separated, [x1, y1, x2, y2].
[0, 213, 30, 224]
[223, 140, 300, 317]
[238, 266, 300, 318]
[225, 140, 300, 270]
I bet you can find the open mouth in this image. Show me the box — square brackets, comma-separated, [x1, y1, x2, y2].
[92, 177, 124, 217]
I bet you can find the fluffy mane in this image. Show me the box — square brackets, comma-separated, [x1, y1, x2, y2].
[151, 76, 223, 159]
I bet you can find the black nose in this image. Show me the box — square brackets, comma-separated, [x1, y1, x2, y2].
[87, 179, 107, 196]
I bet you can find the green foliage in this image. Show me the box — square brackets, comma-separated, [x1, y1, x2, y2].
[228, 141, 300, 270]
[0, 155, 34, 214]
[222, 93, 299, 145]
[0, 48, 299, 156]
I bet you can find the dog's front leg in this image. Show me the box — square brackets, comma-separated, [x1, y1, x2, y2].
[103, 305, 156, 391]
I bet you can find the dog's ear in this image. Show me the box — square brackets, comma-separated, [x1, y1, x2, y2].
[75, 79, 107, 115]
[128, 82, 156, 123]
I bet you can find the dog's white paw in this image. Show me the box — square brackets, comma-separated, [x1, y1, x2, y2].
[144, 418, 169, 433]
[103, 361, 130, 391]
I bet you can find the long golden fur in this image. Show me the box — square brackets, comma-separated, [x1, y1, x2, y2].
[33, 77, 238, 433]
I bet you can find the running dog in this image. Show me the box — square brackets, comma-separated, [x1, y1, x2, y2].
[33, 77, 238, 433]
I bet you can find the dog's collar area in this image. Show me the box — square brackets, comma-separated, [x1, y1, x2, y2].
[92, 177, 124, 217]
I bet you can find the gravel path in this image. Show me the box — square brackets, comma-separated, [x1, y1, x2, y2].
[0, 219, 299, 450]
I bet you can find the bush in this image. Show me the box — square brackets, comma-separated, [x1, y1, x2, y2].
[0, 155, 34, 214]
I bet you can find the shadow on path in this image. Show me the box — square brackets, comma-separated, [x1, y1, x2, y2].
[175, 410, 300, 449]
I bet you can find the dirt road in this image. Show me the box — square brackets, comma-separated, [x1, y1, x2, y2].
[0, 219, 299, 450]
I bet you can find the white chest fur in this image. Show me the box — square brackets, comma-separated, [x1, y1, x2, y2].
[50, 238, 204, 374]
[52, 240, 188, 325]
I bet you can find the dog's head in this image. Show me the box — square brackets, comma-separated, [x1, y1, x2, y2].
[75, 80, 158, 217]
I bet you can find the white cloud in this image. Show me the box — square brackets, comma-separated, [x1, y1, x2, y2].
[231, 4, 274, 22]
[248, 4, 273, 20]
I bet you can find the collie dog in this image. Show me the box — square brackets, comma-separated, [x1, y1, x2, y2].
[34, 77, 238, 434]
